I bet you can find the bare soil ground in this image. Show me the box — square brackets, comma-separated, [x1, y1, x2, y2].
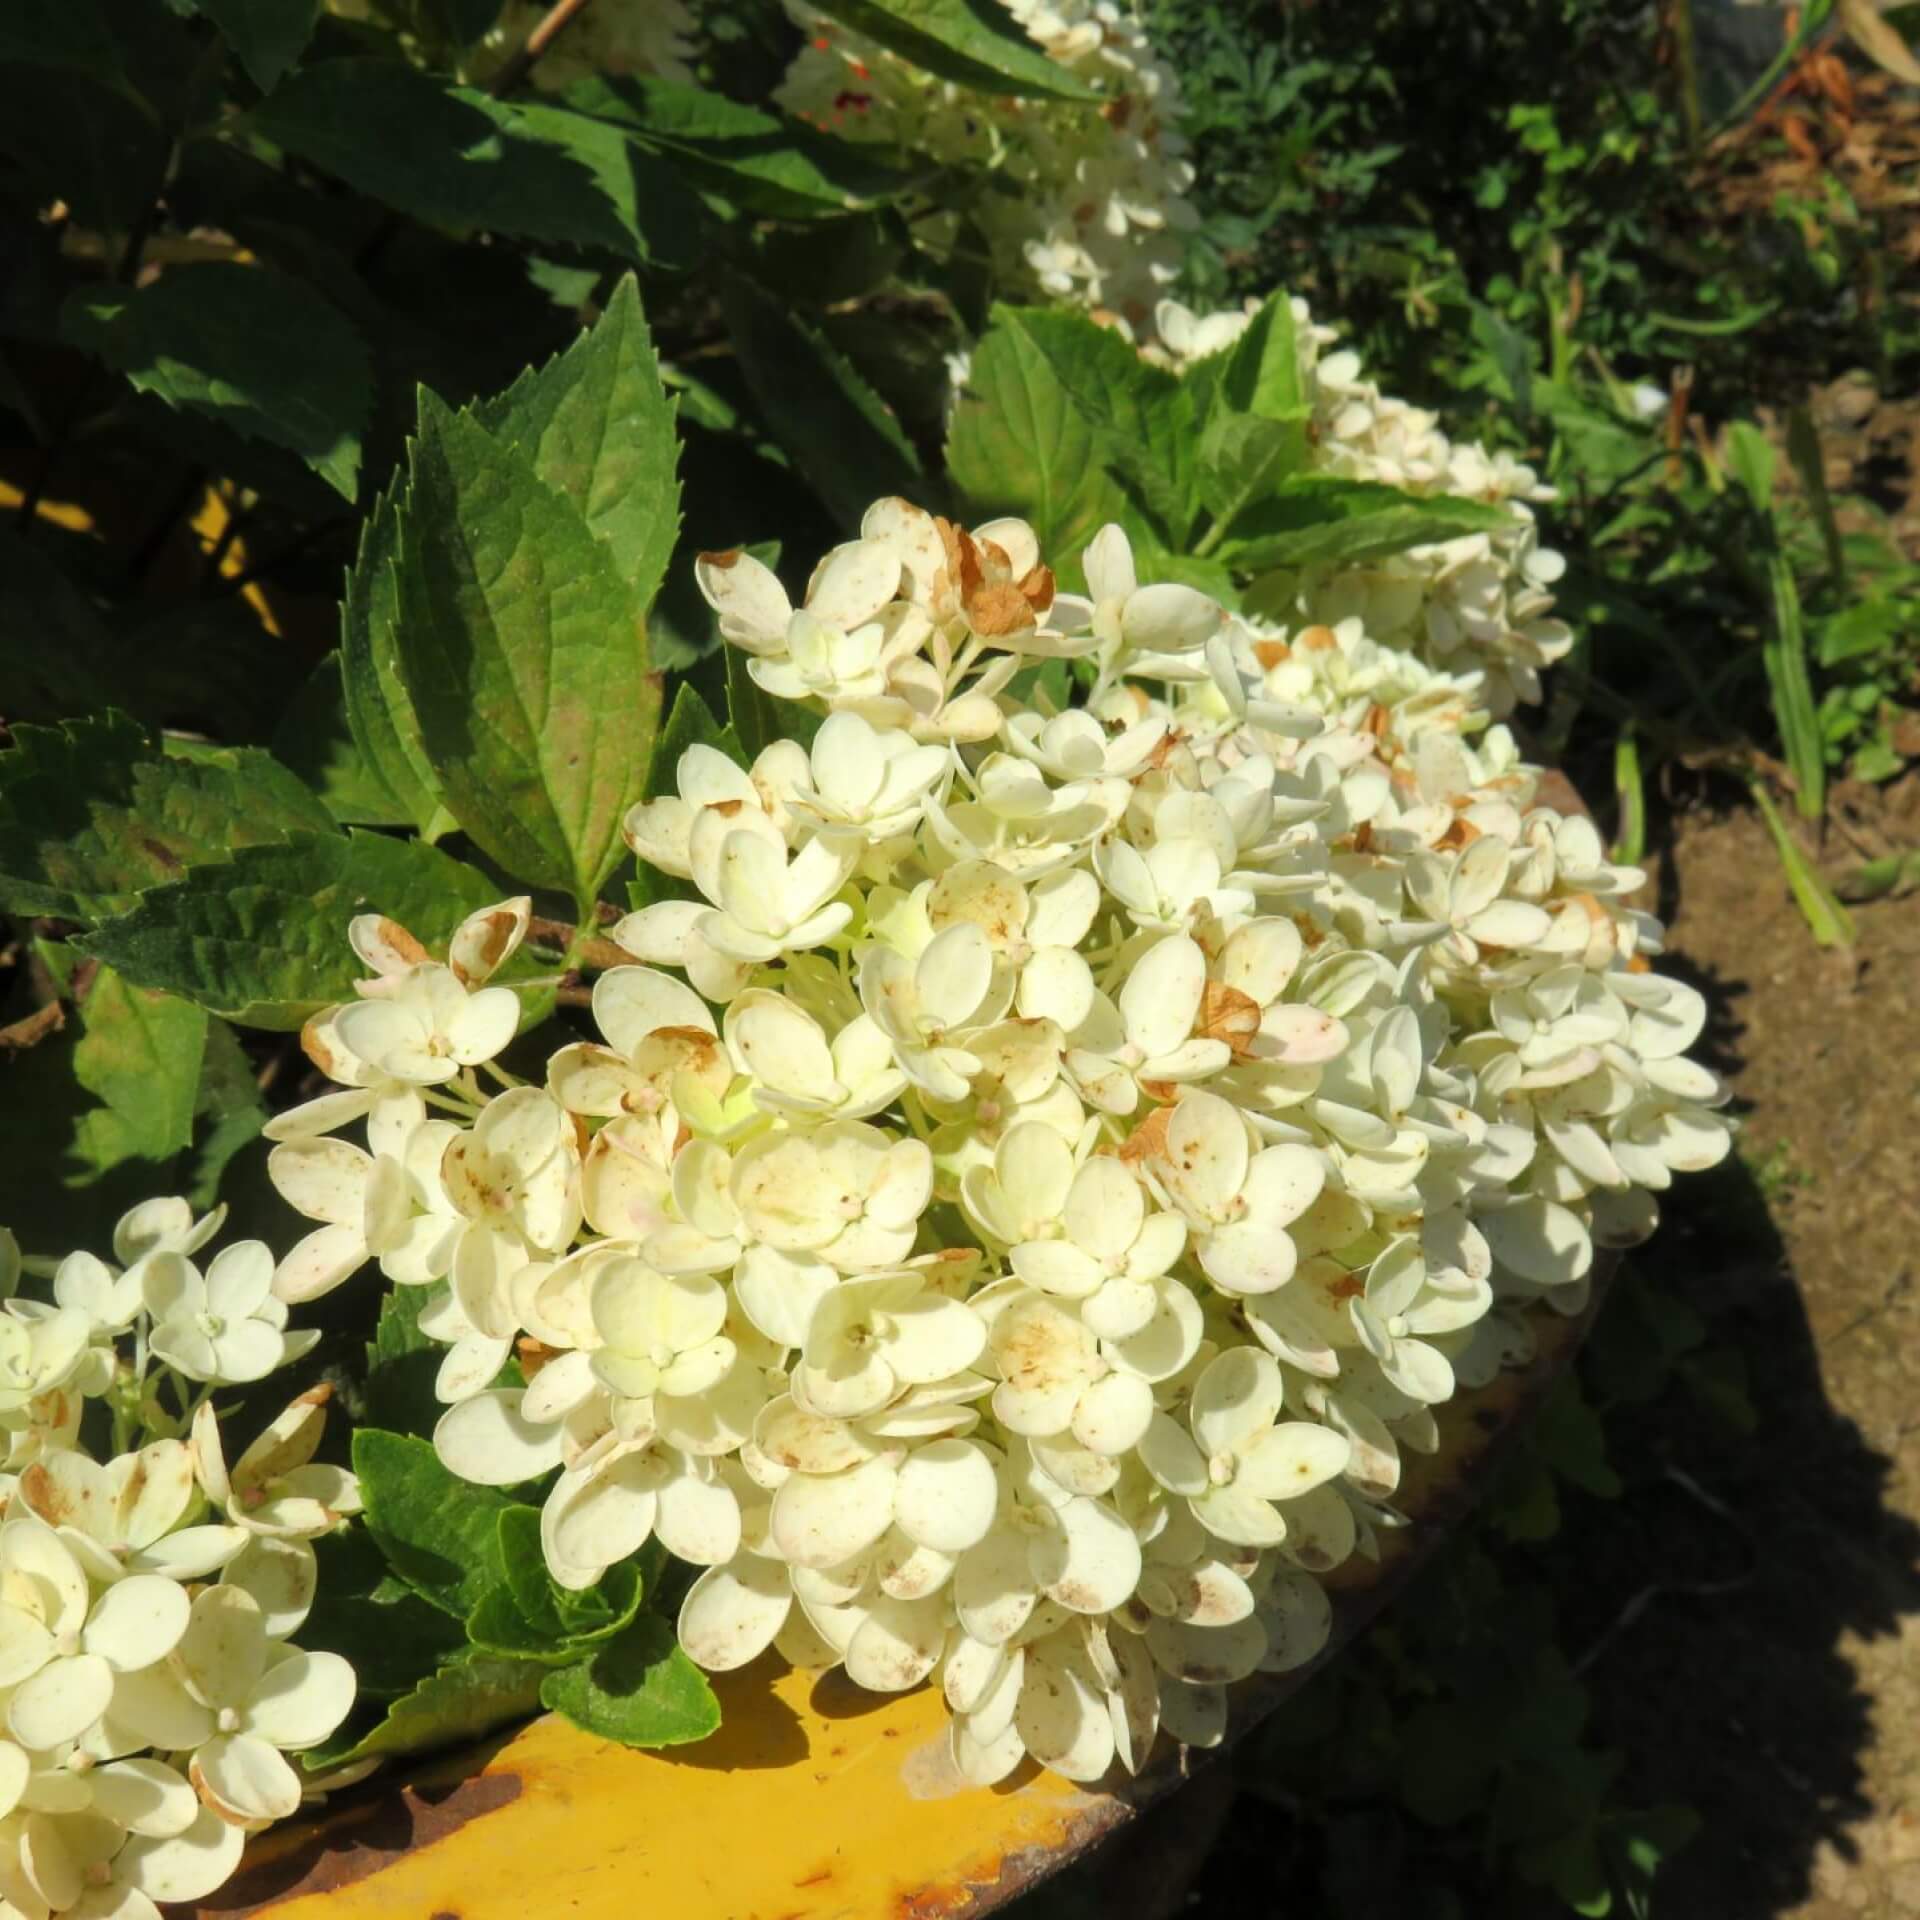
[1601, 788, 1920, 1918]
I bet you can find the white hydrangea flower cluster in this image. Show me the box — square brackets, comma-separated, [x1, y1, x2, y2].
[0, 1204, 358, 1919]
[776, 0, 1199, 332]
[1152, 296, 1575, 716]
[268, 501, 1731, 1788]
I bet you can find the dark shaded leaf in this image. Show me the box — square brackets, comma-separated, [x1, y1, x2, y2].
[61, 263, 373, 499]
[82, 831, 501, 1027]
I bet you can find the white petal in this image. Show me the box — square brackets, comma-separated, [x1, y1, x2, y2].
[11, 1653, 112, 1746]
[1015, 1656, 1114, 1781]
[845, 1594, 947, 1692]
[117, 1806, 246, 1904]
[191, 1731, 301, 1823]
[678, 1556, 792, 1672]
[1189, 1347, 1285, 1458]
[82, 1576, 190, 1672]
[89, 1757, 197, 1838]
[1029, 1497, 1141, 1614]
[242, 1649, 356, 1749]
[1144, 1612, 1266, 1685]
[893, 1441, 998, 1553]
[769, 1455, 898, 1570]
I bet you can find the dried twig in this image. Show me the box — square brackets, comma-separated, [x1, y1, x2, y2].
[489, 0, 595, 98]
[0, 1002, 65, 1054]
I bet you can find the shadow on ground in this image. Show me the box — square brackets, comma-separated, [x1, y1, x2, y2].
[1010, 814, 1920, 1919]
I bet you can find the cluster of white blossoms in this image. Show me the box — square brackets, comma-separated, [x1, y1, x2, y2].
[0, 1204, 358, 1919]
[1152, 297, 1575, 717]
[777, 0, 1199, 333]
[263, 497, 1731, 1789]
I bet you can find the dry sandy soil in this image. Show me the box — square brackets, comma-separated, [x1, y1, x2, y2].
[1615, 792, 1920, 1918]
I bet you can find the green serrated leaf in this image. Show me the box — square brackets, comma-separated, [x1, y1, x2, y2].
[561, 74, 917, 220]
[465, 1584, 581, 1665]
[539, 1613, 720, 1748]
[495, 1506, 647, 1650]
[1194, 411, 1313, 532]
[1209, 476, 1512, 574]
[394, 393, 662, 907]
[304, 1651, 547, 1770]
[360, 1286, 445, 1440]
[720, 273, 924, 532]
[946, 312, 1136, 586]
[82, 831, 500, 1028]
[0, 711, 337, 922]
[60, 263, 372, 500]
[340, 486, 444, 840]
[806, 0, 1102, 101]
[190, 0, 318, 90]
[474, 275, 681, 613]
[68, 967, 208, 1180]
[354, 1429, 526, 1620]
[987, 306, 1194, 544]
[297, 1526, 469, 1702]
[254, 63, 701, 267]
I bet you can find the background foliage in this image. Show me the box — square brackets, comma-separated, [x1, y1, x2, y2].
[2, 0, 1917, 1908]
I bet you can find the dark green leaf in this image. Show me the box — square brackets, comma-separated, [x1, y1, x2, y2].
[272, 655, 414, 827]
[298, 1526, 469, 1701]
[539, 1613, 721, 1748]
[304, 1651, 546, 1769]
[497, 1507, 646, 1648]
[190, 0, 318, 90]
[474, 275, 681, 612]
[0, 711, 337, 922]
[0, 65, 166, 237]
[353, 1429, 525, 1619]
[651, 684, 745, 786]
[721, 273, 924, 532]
[340, 486, 445, 840]
[465, 1585, 580, 1665]
[805, 0, 1102, 101]
[186, 1015, 268, 1213]
[360, 1285, 446, 1440]
[83, 831, 501, 1028]
[0, 529, 117, 724]
[725, 641, 818, 760]
[61, 264, 373, 499]
[253, 64, 700, 266]
[563, 74, 916, 219]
